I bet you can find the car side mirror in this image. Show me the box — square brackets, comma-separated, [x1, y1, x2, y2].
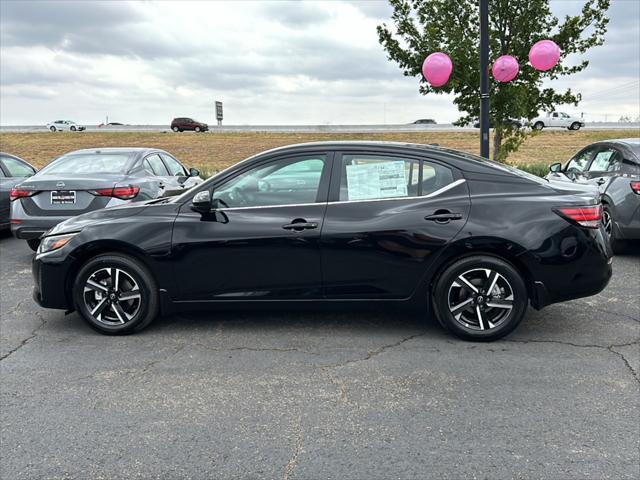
[191, 190, 211, 213]
[189, 167, 200, 177]
[549, 162, 562, 173]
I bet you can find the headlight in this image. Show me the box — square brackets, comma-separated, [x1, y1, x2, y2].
[37, 233, 78, 255]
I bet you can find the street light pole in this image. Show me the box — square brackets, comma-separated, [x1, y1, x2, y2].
[479, 0, 490, 158]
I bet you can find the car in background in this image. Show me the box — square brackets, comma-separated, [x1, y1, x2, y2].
[32, 142, 611, 341]
[531, 112, 584, 131]
[10, 148, 203, 250]
[46, 120, 86, 132]
[0, 153, 37, 231]
[545, 138, 640, 252]
[413, 119, 437, 125]
[171, 118, 209, 132]
[473, 118, 524, 129]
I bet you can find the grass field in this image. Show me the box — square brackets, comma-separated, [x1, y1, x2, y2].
[1, 129, 637, 176]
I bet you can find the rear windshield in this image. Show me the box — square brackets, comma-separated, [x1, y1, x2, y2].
[41, 153, 131, 174]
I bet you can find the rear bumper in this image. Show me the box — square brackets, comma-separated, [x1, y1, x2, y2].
[527, 226, 612, 309]
[11, 217, 67, 239]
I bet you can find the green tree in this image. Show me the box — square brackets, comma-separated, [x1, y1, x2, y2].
[377, 0, 610, 161]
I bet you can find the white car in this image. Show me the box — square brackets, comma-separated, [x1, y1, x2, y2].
[531, 112, 585, 131]
[46, 120, 86, 132]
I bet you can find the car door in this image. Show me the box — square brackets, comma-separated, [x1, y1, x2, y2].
[171, 152, 332, 301]
[143, 153, 173, 197]
[583, 145, 624, 193]
[320, 151, 470, 299]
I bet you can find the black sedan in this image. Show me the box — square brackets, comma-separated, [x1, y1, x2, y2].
[0, 152, 37, 230]
[11, 147, 203, 250]
[32, 142, 612, 341]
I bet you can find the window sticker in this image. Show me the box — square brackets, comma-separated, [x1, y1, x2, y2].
[590, 151, 614, 171]
[346, 161, 408, 200]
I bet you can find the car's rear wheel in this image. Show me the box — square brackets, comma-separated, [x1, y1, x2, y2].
[72, 254, 159, 335]
[432, 255, 528, 341]
[49, 126, 56, 132]
[603, 204, 625, 254]
[27, 239, 41, 252]
[533, 121, 544, 130]
[172, 126, 179, 132]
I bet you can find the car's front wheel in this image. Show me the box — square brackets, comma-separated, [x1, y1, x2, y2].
[72, 254, 159, 335]
[432, 255, 528, 341]
[49, 126, 56, 132]
[195, 126, 201, 132]
[533, 121, 544, 130]
[70, 126, 76, 131]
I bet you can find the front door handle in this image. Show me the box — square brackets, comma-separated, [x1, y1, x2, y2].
[283, 221, 318, 231]
[424, 211, 463, 223]
[596, 178, 606, 186]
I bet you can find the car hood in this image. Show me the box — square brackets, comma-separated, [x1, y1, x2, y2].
[46, 200, 156, 236]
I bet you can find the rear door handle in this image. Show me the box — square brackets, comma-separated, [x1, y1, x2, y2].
[283, 222, 318, 231]
[424, 212, 463, 223]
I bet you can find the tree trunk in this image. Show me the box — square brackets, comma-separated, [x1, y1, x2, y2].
[492, 128, 503, 161]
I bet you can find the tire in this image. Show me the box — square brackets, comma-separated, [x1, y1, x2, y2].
[27, 239, 41, 252]
[172, 126, 179, 132]
[49, 126, 56, 132]
[195, 126, 201, 132]
[70, 126, 76, 131]
[431, 255, 528, 341]
[72, 253, 159, 335]
[603, 204, 626, 254]
[533, 122, 544, 131]
[570, 122, 581, 131]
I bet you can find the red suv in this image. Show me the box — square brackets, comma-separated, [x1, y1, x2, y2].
[171, 118, 209, 132]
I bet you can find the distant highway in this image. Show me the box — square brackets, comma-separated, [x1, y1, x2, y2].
[1, 122, 638, 134]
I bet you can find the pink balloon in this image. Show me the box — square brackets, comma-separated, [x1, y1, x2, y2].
[422, 52, 453, 88]
[492, 55, 520, 82]
[529, 40, 561, 71]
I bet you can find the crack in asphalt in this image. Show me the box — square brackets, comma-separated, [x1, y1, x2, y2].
[1, 300, 25, 318]
[194, 344, 321, 355]
[321, 332, 428, 370]
[506, 338, 640, 386]
[140, 343, 188, 374]
[574, 300, 640, 324]
[282, 414, 304, 480]
[0, 311, 47, 362]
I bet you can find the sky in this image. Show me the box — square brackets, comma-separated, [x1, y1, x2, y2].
[0, 0, 638, 126]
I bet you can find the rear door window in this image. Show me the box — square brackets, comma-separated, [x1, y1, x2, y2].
[337, 154, 454, 201]
[145, 154, 169, 176]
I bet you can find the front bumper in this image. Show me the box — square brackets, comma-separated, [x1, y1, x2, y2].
[32, 251, 73, 310]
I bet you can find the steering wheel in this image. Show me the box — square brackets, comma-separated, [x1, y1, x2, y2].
[566, 167, 584, 181]
[258, 180, 272, 193]
[230, 187, 250, 206]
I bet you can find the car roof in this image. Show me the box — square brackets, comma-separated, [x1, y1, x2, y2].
[232, 141, 537, 178]
[65, 147, 164, 155]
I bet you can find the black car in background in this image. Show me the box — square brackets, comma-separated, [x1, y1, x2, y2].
[413, 119, 437, 125]
[32, 142, 611, 341]
[171, 117, 209, 132]
[0, 153, 37, 230]
[11, 148, 203, 250]
[546, 138, 640, 252]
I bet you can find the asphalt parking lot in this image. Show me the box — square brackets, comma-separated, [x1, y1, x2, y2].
[1, 233, 638, 479]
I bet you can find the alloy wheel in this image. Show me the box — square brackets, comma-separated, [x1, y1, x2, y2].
[83, 267, 142, 325]
[447, 268, 514, 331]
[602, 210, 613, 238]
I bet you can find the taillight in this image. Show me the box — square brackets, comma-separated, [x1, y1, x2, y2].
[90, 185, 140, 200]
[554, 205, 602, 229]
[631, 181, 640, 194]
[9, 188, 37, 201]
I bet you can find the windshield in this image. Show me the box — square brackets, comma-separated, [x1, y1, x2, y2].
[40, 153, 131, 174]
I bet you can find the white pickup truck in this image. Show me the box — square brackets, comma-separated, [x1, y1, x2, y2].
[531, 112, 585, 131]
